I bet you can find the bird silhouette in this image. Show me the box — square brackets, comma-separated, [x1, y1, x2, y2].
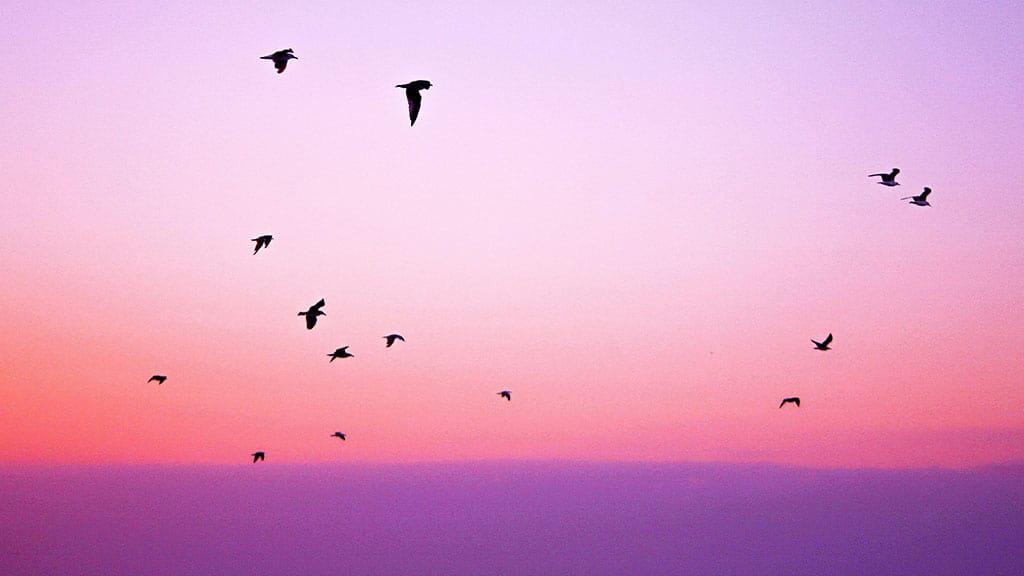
[384, 334, 405, 348]
[498, 390, 511, 401]
[811, 333, 833, 351]
[396, 80, 432, 126]
[868, 168, 901, 186]
[331, 432, 346, 441]
[328, 346, 354, 362]
[251, 235, 273, 254]
[779, 397, 800, 408]
[901, 187, 932, 206]
[298, 299, 326, 330]
[251, 451, 265, 462]
[260, 49, 297, 74]
[148, 375, 167, 385]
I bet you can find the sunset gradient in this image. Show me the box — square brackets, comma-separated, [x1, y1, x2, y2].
[2, 1, 1023, 470]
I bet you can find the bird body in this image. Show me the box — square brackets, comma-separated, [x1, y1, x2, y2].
[868, 168, 901, 186]
[331, 432, 346, 441]
[396, 80, 432, 125]
[779, 397, 801, 408]
[261, 49, 297, 74]
[251, 235, 273, 254]
[498, 390, 511, 401]
[252, 451, 265, 462]
[328, 346, 354, 362]
[384, 334, 405, 348]
[148, 375, 167, 384]
[298, 299, 326, 329]
[902, 187, 932, 206]
[811, 333, 833, 351]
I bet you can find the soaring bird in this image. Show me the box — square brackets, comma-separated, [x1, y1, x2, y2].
[396, 80, 432, 126]
[498, 390, 511, 401]
[868, 168, 901, 186]
[328, 347, 354, 362]
[251, 451, 265, 462]
[252, 235, 273, 254]
[331, 432, 346, 441]
[902, 187, 932, 206]
[811, 333, 833, 351]
[260, 49, 297, 74]
[384, 334, 405, 348]
[148, 375, 167, 385]
[779, 397, 800, 408]
[298, 299, 326, 330]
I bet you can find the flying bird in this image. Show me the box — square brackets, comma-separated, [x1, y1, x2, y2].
[148, 375, 167, 385]
[779, 397, 800, 408]
[260, 49, 297, 74]
[384, 334, 405, 348]
[251, 235, 273, 254]
[331, 432, 346, 441]
[396, 80, 432, 126]
[811, 333, 833, 351]
[901, 187, 932, 206]
[868, 168, 901, 186]
[251, 451, 265, 462]
[328, 346, 354, 362]
[498, 390, 511, 401]
[298, 299, 326, 330]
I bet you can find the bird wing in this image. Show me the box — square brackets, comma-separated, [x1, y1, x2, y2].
[920, 188, 931, 199]
[867, 173, 886, 178]
[406, 89, 422, 126]
[312, 298, 326, 311]
[779, 400, 786, 408]
[794, 398, 800, 407]
[306, 314, 318, 329]
[275, 59, 288, 73]
[395, 335, 405, 341]
[822, 333, 833, 346]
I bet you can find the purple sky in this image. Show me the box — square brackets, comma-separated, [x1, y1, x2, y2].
[3, 1, 1024, 573]
[2, 463, 1022, 575]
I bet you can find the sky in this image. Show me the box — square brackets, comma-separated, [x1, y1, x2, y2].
[1, 1, 1023, 468]
[2, 463, 1023, 575]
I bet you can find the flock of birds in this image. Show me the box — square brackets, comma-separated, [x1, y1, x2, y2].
[147, 49, 935, 463]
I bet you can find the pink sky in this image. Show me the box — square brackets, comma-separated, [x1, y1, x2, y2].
[1, 1, 1022, 468]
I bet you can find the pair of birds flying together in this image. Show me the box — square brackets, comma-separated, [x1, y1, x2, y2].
[869, 168, 934, 206]
[259, 49, 433, 126]
[327, 335, 404, 361]
[251, 432, 347, 463]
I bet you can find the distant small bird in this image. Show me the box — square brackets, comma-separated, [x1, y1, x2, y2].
[299, 299, 326, 330]
[811, 333, 833, 351]
[396, 80, 432, 126]
[901, 187, 932, 206]
[384, 334, 405, 348]
[252, 235, 273, 254]
[331, 432, 346, 441]
[148, 375, 167, 385]
[261, 49, 297, 74]
[779, 397, 800, 408]
[252, 451, 265, 462]
[868, 168, 901, 186]
[328, 347, 354, 362]
[498, 390, 511, 401]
